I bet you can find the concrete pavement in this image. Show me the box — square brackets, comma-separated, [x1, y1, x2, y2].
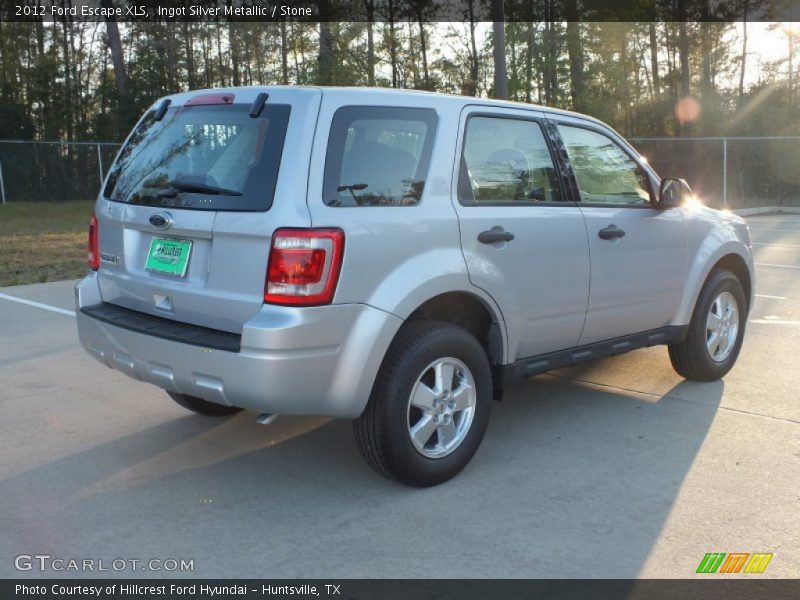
[0, 215, 798, 579]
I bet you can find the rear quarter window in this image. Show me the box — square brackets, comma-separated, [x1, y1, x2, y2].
[323, 106, 438, 207]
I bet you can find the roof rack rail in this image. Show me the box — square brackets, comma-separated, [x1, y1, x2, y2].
[249, 93, 269, 118]
[154, 99, 171, 121]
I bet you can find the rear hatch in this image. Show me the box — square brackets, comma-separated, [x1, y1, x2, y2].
[95, 87, 321, 333]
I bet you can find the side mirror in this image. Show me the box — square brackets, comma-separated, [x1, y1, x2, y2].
[658, 178, 693, 208]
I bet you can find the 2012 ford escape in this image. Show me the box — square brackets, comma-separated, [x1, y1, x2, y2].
[76, 87, 754, 486]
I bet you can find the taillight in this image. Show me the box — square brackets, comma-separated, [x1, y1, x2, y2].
[264, 228, 345, 306]
[87, 212, 99, 271]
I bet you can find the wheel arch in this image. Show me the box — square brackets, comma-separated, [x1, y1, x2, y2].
[712, 253, 753, 313]
[348, 284, 508, 419]
[673, 244, 755, 326]
[405, 291, 506, 367]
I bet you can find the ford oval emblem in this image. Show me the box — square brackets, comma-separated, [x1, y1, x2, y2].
[149, 212, 172, 229]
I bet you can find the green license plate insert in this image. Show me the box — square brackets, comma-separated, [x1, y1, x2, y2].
[145, 238, 192, 277]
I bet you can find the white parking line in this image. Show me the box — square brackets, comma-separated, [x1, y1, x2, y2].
[750, 319, 800, 326]
[0, 292, 76, 317]
[755, 262, 800, 270]
[747, 219, 800, 222]
[747, 228, 800, 232]
[755, 294, 787, 300]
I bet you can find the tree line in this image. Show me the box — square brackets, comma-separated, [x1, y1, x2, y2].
[0, 3, 798, 145]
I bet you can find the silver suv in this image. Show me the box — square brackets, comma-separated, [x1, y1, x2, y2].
[76, 87, 754, 486]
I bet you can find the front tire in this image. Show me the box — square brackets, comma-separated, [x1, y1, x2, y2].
[354, 320, 492, 487]
[167, 392, 243, 417]
[669, 268, 747, 381]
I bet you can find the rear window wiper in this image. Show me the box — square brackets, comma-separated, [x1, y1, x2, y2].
[157, 179, 242, 198]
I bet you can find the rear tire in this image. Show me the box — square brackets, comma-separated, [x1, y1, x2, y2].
[354, 320, 492, 487]
[167, 392, 243, 417]
[668, 268, 746, 381]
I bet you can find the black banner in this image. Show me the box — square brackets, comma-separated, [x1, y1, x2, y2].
[1, 0, 799, 23]
[3, 580, 800, 600]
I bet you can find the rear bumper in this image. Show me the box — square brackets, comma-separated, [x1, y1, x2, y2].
[75, 273, 402, 418]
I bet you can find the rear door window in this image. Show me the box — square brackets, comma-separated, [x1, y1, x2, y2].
[459, 116, 563, 204]
[323, 106, 438, 206]
[104, 103, 290, 211]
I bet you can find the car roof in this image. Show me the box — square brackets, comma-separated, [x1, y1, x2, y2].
[318, 86, 606, 125]
[168, 85, 606, 128]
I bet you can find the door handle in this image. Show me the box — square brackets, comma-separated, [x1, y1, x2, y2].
[598, 225, 626, 240]
[478, 227, 515, 244]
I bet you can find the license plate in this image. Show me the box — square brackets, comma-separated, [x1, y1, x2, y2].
[145, 238, 192, 277]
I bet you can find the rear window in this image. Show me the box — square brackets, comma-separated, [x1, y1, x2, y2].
[323, 106, 438, 206]
[103, 103, 290, 211]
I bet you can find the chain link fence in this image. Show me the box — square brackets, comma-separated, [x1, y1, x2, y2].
[0, 141, 121, 204]
[1, 137, 799, 209]
[631, 136, 800, 210]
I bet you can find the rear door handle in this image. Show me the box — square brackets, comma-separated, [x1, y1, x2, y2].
[478, 227, 515, 244]
[598, 225, 626, 240]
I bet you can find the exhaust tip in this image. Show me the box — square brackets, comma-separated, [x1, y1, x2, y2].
[256, 413, 279, 426]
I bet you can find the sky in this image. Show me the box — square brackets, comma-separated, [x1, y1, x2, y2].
[406, 22, 800, 88]
[52, 20, 799, 93]
[731, 22, 797, 87]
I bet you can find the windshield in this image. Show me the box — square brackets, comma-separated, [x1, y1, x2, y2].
[103, 103, 290, 211]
